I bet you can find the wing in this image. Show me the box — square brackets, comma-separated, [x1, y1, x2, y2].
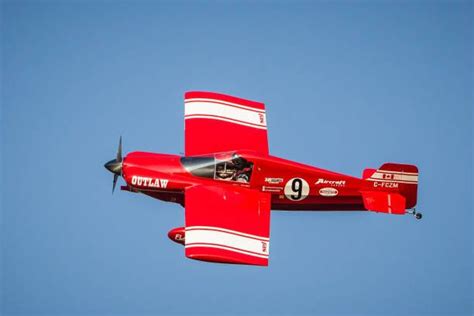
[185, 185, 271, 266]
[184, 91, 269, 156]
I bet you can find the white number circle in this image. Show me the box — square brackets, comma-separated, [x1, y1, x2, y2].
[284, 178, 309, 201]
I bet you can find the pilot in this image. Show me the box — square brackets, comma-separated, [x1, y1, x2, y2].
[232, 154, 245, 169]
[231, 154, 252, 183]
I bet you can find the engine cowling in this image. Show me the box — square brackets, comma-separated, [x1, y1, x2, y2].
[168, 227, 185, 245]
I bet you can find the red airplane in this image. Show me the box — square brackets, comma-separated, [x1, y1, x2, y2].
[104, 91, 421, 266]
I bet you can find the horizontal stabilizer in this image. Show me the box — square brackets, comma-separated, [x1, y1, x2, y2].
[361, 191, 406, 214]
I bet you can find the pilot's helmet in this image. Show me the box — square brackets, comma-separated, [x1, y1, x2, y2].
[232, 155, 244, 168]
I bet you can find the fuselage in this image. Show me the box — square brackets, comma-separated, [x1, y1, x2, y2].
[120, 150, 372, 212]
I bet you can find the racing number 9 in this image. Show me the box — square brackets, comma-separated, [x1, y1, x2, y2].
[291, 178, 303, 200]
[284, 178, 309, 201]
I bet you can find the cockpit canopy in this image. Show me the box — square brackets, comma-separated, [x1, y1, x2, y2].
[180, 153, 254, 183]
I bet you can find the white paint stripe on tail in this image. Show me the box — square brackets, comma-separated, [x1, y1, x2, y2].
[377, 170, 418, 175]
[369, 172, 418, 182]
[366, 178, 418, 184]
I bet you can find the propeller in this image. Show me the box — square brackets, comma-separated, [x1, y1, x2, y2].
[104, 136, 123, 193]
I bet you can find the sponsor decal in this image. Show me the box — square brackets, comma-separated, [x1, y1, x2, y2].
[319, 187, 338, 197]
[284, 178, 310, 201]
[373, 181, 399, 188]
[265, 177, 284, 184]
[131, 175, 169, 189]
[262, 186, 283, 193]
[315, 178, 346, 187]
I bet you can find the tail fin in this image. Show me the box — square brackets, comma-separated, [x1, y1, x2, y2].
[363, 163, 419, 210]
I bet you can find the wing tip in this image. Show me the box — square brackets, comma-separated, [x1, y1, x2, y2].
[186, 247, 269, 266]
[184, 91, 265, 110]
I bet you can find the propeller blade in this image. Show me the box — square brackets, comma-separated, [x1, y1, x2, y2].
[117, 136, 122, 162]
[112, 174, 118, 193]
[105, 136, 123, 193]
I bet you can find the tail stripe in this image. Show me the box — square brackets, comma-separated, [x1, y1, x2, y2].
[376, 170, 418, 175]
[368, 171, 418, 183]
[366, 178, 417, 185]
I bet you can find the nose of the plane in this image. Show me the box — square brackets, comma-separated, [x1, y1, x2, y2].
[105, 136, 124, 193]
[104, 159, 122, 175]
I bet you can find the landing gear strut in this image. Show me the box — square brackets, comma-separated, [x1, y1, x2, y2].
[406, 208, 423, 220]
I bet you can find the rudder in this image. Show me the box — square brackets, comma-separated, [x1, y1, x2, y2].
[363, 163, 418, 209]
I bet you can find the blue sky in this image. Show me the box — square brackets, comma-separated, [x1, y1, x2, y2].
[1, 1, 472, 315]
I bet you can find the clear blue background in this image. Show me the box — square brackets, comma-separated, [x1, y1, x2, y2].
[1, 1, 472, 315]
